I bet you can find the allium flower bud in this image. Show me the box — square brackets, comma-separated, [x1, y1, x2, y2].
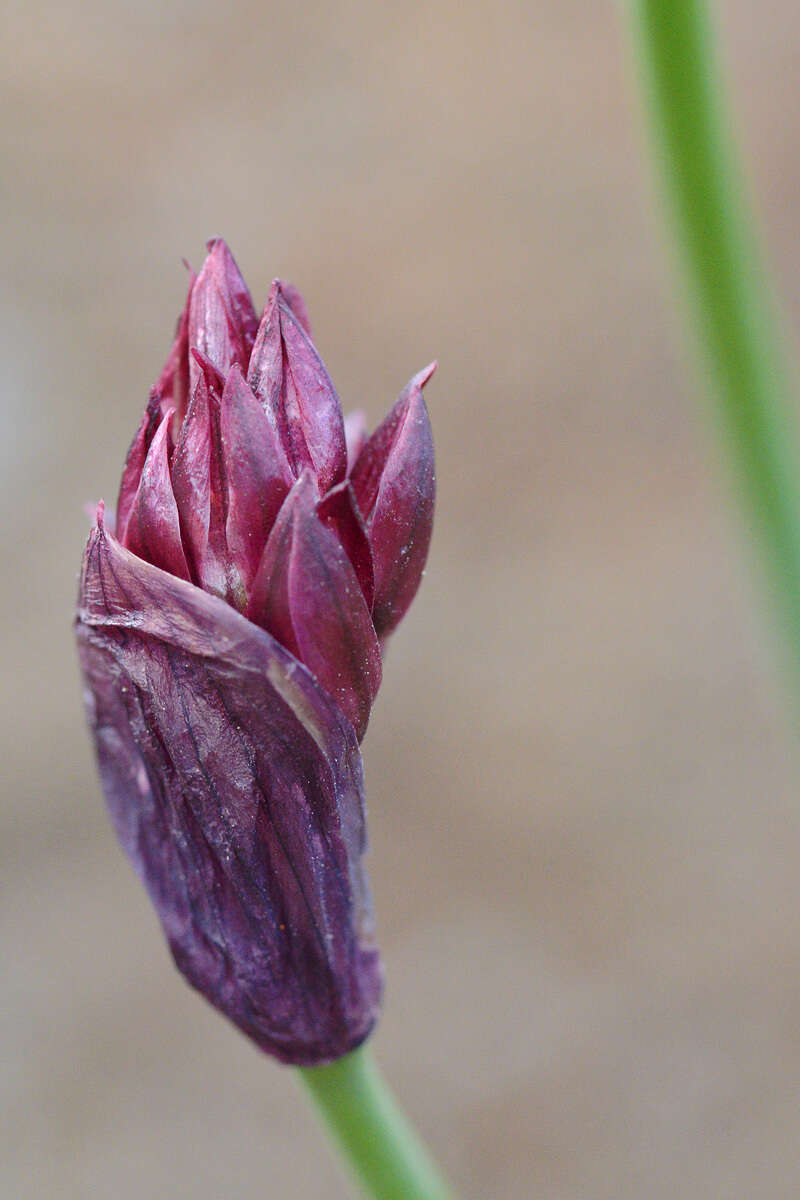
[76, 240, 435, 1065]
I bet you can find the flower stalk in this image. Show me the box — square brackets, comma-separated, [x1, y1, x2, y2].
[298, 1047, 455, 1200]
[627, 0, 800, 685]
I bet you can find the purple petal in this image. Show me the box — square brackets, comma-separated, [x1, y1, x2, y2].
[116, 392, 162, 544]
[247, 472, 382, 740]
[350, 363, 436, 638]
[122, 410, 191, 581]
[219, 364, 294, 592]
[248, 281, 347, 493]
[171, 372, 232, 602]
[76, 521, 382, 1065]
[317, 480, 375, 611]
[189, 239, 259, 392]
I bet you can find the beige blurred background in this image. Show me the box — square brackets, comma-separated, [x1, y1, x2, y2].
[5, 1, 800, 1196]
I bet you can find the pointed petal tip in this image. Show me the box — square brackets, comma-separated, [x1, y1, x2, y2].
[196, 238, 227, 281]
[276, 280, 313, 336]
[204, 235, 230, 257]
[265, 278, 290, 318]
[414, 360, 438, 389]
[96, 499, 106, 529]
[267, 278, 313, 332]
[190, 347, 224, 391]
[201, 237, 246, 279]
[283, 465, 320, 510]
[225, 358, 245, 384]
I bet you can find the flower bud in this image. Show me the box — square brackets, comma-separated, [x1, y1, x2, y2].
[76, 240, 435, 1064]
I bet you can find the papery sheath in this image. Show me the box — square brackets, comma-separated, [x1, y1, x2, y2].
[76, 517, 382, 1065]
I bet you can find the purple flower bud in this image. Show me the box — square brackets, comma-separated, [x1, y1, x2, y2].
[75, 241, 436, 1065]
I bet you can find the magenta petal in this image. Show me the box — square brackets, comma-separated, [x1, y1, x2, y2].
[220, 365, 294, 591]
[171, 378, 211, 575]
[76, 522, 382, 1065]
[245, 286, 284, 431]
[248, 282, 347, 492]
[317, 481, 375, 611]
[245, 477, 298, 658]
[350, 363, 436, 638]
[247, 472, 382, 740]
[278, 295, 346, 491]
[116, 392, 162, 544]
[123, 411, 191, 580]
[189, 239, 259, 392]
[171, 374, 231, 600]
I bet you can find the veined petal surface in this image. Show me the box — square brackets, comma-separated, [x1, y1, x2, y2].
[189, 239, 259, 392]
[247, 472, 381, 740]
[248, 282, 346, 493]
[351, 364, 436, 637]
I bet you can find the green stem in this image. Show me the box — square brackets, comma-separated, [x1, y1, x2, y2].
[297, 1046, 456, 1200]
[627, 0, 800, 680]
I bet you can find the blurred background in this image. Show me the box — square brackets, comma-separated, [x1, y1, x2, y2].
[4, 1, 800, 1196]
